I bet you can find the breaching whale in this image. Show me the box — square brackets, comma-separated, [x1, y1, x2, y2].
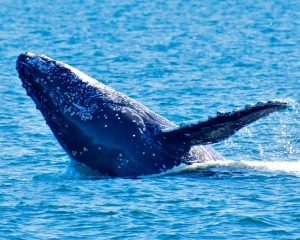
[16, 52, 287, 177]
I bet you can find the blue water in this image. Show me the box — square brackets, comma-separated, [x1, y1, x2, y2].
[1, 0, 300, 238]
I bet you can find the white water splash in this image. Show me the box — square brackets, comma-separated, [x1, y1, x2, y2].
[161, 159, 300, 176]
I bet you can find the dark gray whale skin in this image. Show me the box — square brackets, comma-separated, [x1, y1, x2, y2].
[16, 52, 287, 177]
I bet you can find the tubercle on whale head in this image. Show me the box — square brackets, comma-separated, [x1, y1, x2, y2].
[16, 52, 103, 121]
[16, 52, 80, 93]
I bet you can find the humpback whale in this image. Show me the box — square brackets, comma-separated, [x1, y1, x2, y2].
[16, 52, 287, 177]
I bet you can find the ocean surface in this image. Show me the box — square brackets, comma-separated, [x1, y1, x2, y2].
[1, 0, 300, 239]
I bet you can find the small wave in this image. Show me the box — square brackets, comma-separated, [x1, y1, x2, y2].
[238, 217, 273, 227]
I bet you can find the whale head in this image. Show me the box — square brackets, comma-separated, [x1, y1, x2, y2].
[16, 52, 106, 153]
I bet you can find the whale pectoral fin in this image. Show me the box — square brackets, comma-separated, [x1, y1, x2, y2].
[157, 100, 287, 150]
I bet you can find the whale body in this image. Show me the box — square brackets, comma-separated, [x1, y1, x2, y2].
[16, 52, 287, 177]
